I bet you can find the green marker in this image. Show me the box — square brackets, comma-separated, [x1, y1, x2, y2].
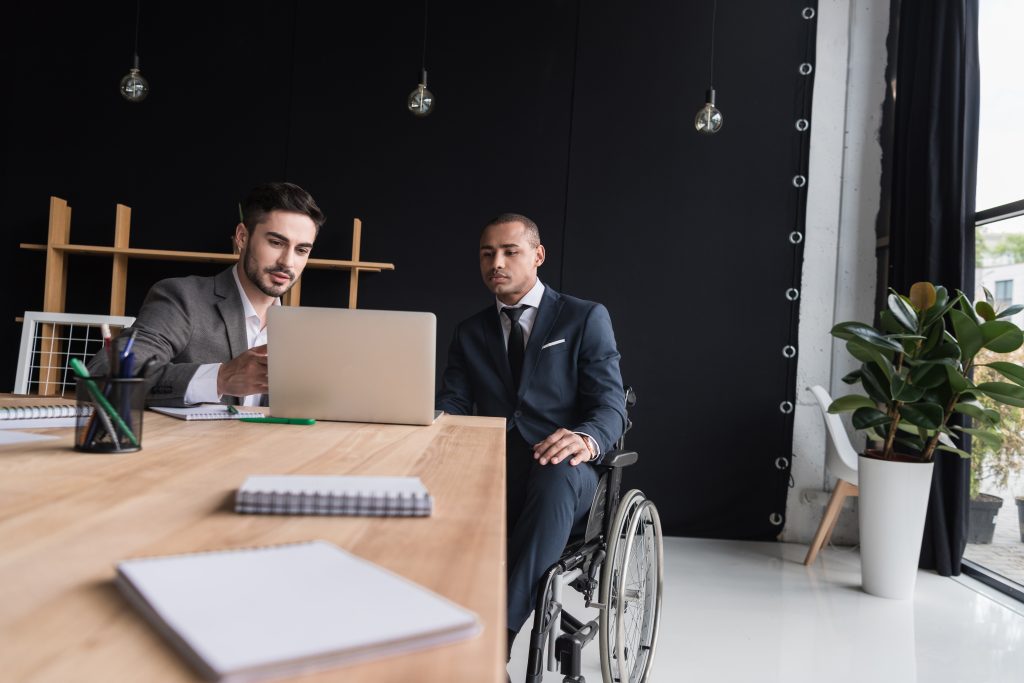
[239, 417, 316, 425]
[69, 358, 140, 447]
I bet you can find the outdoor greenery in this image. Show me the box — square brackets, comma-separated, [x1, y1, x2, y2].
[828, 282, 1024, 463]
[976, 232, 1024, 268]
[970, 346, 1024, 498]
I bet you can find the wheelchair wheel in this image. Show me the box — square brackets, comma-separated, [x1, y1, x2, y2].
[599, 489, 663, 683]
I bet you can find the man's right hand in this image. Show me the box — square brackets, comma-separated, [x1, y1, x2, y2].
[216, 344, 268, 397]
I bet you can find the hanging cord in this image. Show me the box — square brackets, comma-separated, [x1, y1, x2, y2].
[133, 0, 141, 63]
[708, 0, 718, 89]
[420, 0, 429, 75]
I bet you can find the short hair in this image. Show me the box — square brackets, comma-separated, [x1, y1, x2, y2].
[483, 212, 541, 248]
[241, 182, 326, 233]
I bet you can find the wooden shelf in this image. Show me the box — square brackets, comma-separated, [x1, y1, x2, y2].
[20, 243, 394, 273]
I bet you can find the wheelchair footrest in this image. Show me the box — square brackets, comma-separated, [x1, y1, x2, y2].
[556, 619, 599, 678]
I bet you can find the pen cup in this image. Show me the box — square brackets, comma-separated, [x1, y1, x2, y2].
[74, 376, 145, 453]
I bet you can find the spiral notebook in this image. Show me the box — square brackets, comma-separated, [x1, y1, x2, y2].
[115, 540, 480, 682]
[0, 397, 92, 429]
[235, 475, 433, 517]
[150, 405, 263, 421]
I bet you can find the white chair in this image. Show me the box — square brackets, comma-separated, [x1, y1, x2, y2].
[15, 312, 135, 395]
[804, 384, 860, 565]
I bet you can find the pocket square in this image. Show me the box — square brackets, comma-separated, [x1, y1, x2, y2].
[541, 339, 566, 350]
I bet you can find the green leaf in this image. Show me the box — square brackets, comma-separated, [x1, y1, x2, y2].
[957, 292, 980, 324]
[996, 304, 1024, 319]
[828, 394, 877, 413]
[949, 308, 984, 361]
[921, 320, 945, 355]
[944, 363, 972, 393]
[975, 300, 997, 322]
[888, 293, 919, 331]
[890, 374, 925, 402]
[982, 361, 1024, 387]
[983, 286, 995, 307]
[845, 340, 895, 378]
[894, 433, 925, 453]
[899, 403, 944, 430]
[878, 310, 904, 335]
[953, 426, 1003, 449]
[861, 362, 893, 406]
[841, 369, 862, 385]
[832, 322, 906, 353]
[910, 362, 950, 389]
[937, 444, 972, 459]
[953, 401, 999, 425]
[852, 407, 891, 430]
[975, 381, 1024, 408]
[980, 320, 1024, 353]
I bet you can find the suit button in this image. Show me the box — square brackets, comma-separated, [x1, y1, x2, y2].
[513, 410, 522, 418]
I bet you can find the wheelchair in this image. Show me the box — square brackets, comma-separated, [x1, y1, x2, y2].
[523, 388, 663, 683]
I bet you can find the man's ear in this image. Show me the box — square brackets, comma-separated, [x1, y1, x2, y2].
[534, 244, 546, 268]
[234, 223, 248, 252]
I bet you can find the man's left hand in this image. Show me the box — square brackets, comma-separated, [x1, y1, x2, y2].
[533, 429, 593, 466]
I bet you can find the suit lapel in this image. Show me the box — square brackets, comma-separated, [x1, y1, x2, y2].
[483, 306, 516, 398]
[519, 286, 562, 398]
[214, 266, 248, 359]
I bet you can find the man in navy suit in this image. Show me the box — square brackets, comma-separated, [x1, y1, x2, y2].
[436, 213, 626, 660]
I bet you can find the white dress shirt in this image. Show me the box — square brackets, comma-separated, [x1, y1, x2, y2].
[495, 279, 600, 459]
[183, 266, 278, 406]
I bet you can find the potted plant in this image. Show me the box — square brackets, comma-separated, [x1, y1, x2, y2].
[829, 283, 1024, 598]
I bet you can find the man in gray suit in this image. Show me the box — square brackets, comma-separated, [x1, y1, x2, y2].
[90, 182, 324, 407]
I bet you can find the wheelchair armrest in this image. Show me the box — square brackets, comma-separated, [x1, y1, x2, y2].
[595, 449, 638, 469]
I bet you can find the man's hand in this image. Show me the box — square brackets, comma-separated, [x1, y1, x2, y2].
[216, 344, 268, 397]
[533, 428, 594, 467]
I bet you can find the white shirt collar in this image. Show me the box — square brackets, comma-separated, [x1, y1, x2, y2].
[494, 278, 545, 313]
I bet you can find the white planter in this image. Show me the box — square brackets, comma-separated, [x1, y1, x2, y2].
[857, 454, 935, 599]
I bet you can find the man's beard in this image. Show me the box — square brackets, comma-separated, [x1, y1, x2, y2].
[243, 249, 295, 298]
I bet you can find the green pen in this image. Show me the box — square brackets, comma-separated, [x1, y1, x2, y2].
[68, 358, 140, 447]
[239, 417, 316, 425]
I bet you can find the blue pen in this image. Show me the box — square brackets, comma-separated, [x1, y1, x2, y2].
[121, 329, 138, 360]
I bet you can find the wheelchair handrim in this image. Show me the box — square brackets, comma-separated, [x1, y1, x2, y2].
[614, 498, 663, 683]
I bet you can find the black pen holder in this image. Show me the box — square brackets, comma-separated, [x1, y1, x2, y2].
[74, 377, 145, 453]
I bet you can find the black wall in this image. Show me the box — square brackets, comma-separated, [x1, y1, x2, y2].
[4, 1, 815, 539]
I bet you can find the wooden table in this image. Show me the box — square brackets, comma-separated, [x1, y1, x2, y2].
[0, 412, 506, 682]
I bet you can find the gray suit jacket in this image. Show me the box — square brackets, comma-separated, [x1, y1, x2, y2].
[88, 267, 248, 407]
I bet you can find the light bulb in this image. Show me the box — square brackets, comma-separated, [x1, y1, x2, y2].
[694, 88, 722, 134]
[120, 56, 149, 103]
[407, 69, 434, 117]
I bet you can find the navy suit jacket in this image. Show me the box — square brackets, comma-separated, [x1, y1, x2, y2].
[436, 285, 627, 459]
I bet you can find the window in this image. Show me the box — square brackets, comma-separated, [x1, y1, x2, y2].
[966, 0, 1024, 601]
[995, 279, 1013, 308]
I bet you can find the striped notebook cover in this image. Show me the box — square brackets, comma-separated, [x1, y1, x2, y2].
[235, 475, 433, 517]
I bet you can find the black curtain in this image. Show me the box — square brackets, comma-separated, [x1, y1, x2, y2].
[883, 0, 980, 576]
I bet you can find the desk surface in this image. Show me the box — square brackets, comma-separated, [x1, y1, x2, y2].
[0, 411, 506, 682]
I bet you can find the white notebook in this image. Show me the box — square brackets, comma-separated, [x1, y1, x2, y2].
[236, 475, 433, 517]
[150, 405, 263, 421]
[0, 400, 92, 429]
[116, 540, 480, 682]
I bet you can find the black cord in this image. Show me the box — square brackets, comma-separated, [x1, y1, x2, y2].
[133, 0, 141, 61]
[709, 0, 718, 88]
[420, 0, 429, 73]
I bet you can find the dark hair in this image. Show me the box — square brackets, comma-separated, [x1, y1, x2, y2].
[484, 212, 541, 248]
[241, 182, 325, 233]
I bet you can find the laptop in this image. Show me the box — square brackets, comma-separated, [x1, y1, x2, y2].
[267, 306, 438, 426]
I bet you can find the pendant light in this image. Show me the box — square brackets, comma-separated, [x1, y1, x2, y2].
[407, 0, 434, 116]
[694, 0, 723, 134]
[119, 0, 149, 102]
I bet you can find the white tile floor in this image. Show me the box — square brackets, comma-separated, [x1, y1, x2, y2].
[508, 537, 1024, 683]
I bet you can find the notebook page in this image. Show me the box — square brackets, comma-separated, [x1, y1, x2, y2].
[150, 405, 263, 421]
[116, 541, 479, 681]
[238, 475, 429, 497]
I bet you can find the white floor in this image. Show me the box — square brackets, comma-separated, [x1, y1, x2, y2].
[508, 537, 1024, 683]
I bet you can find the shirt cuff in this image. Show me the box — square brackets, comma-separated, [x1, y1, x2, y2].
[574, 431, 601, 460]
[184, 363, 223, 405]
